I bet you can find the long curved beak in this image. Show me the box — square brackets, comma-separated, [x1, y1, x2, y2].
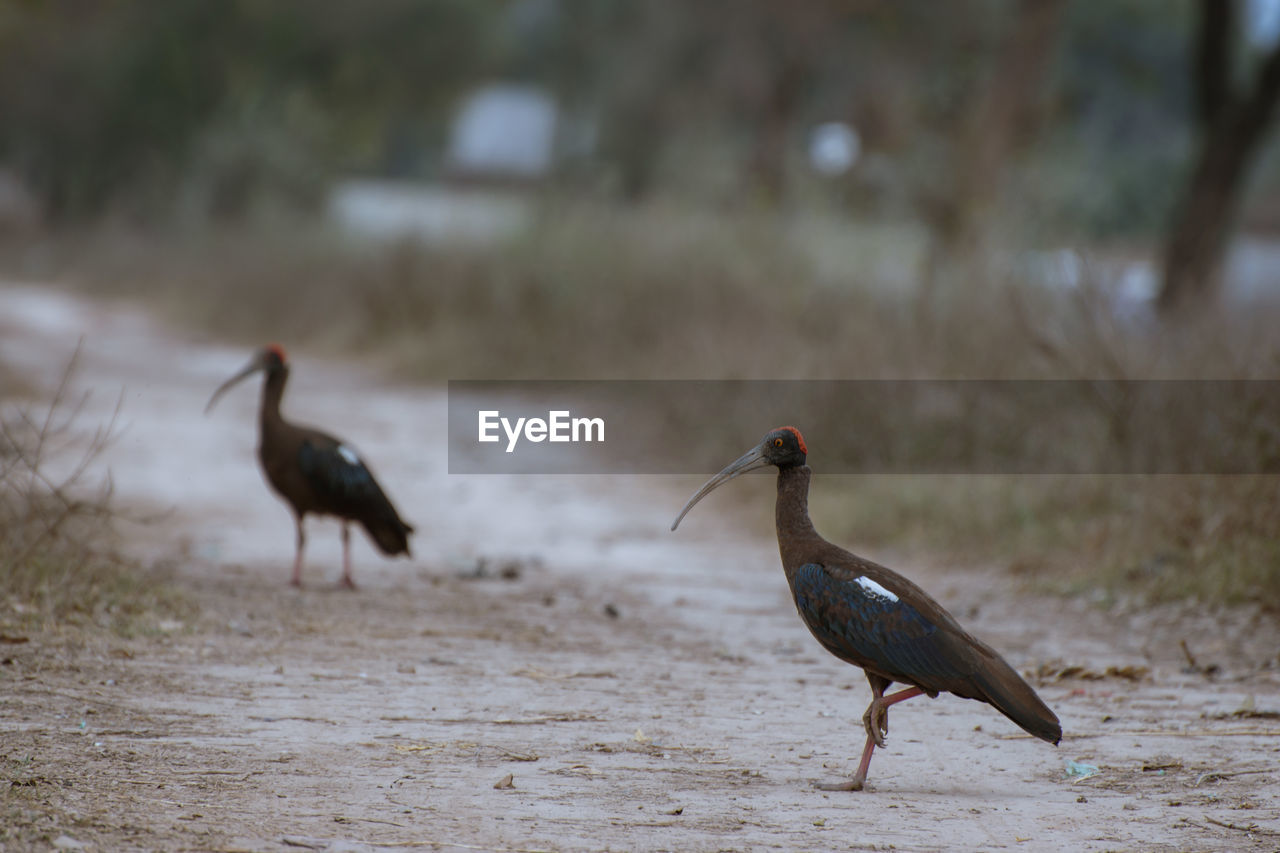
[671, 443, 770, 531]
[204, 355, 265, 414]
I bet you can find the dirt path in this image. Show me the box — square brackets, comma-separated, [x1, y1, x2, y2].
[2, 284, 1279, 852]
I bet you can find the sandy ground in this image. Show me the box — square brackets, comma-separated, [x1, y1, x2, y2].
[2, 284, 1279, 853]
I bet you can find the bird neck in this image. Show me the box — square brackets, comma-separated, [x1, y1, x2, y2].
[775, 464, 820, 578]
[260, 366, 289, 430]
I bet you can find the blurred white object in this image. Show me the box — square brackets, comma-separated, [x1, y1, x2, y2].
[328, 180, 529, 245]
[448, 84, 558, 178]
[808, 122, 861, 176]
[1247, 0, 1280, 49]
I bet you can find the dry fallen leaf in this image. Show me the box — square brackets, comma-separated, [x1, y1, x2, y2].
[393, 743, 438, 753]
[1036, 662, 1149, 682]
[493, 773, 515, 789]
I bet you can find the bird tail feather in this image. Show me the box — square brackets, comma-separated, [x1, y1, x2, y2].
[363, 514, 413, 557]
[973, 656, 1061, 745]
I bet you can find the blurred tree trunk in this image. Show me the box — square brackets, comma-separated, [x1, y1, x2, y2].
[744, 57, 805, 205]
[1195, 0, 1234, 126]
[736, 2, 833, 206]
[921, 0, 1065, 301]
[1158, 0, 1280, 316]
[608, 96, 664, 203]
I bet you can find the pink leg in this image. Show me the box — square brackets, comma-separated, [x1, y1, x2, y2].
[817, 684, 925, 792]
[290, 517, 305, 588]
[338, 523, 357, 590]
[865, 686, 926, 747]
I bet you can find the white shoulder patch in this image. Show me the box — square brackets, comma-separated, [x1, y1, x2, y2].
[854, 576, 899, 602]
[336, 444, 360, 466]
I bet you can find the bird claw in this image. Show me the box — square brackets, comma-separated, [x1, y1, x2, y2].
[815, 777, 865, 792]
[862, 703, 890, 748]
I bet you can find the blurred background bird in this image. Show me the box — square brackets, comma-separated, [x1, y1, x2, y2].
[205, 344, 414, 589]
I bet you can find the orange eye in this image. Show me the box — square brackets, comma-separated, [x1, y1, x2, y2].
[774, 438, 783, 447]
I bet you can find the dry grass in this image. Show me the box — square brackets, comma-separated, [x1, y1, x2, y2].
[0, 350, 186, 636]
[15, 205, 1279, 383]
[2, 201, 1278, 608]
[810, 474, 1280, 607]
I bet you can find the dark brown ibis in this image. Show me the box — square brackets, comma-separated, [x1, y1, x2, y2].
[205, 345, 414, 589]
[672, 426, 1060, 791]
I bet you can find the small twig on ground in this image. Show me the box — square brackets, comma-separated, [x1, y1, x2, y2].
[247, 715, 340, 726]
[1194, 768, 1274, 787]
[283, 837, 555, 852]
[1204, 814, 1280, 836]
[333, 815, 407, 828]
[496, 747, 540, 762]
[1179, 639, 1221, 677]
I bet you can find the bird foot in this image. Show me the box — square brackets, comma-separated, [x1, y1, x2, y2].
[289, 577, 303, 589]
[862, 703, 890, 748]
[815, 777, 866, 792]
[336, 577, 358, 592]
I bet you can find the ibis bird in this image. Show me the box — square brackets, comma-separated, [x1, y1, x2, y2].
[205, 345, 414, 589]
[672, 426, 1060, 791]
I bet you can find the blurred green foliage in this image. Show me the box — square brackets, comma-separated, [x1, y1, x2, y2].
[1035, 1, 1195, 236]
[0, 0, 1214, 236]
[0, 0, 499, 220]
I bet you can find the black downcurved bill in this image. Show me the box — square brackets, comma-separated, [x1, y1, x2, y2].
[671, 444, 770, 531]
[204, 355, 266, 414]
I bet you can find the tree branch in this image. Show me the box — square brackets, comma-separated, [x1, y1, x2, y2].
[1195, 0, 1235, 128]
